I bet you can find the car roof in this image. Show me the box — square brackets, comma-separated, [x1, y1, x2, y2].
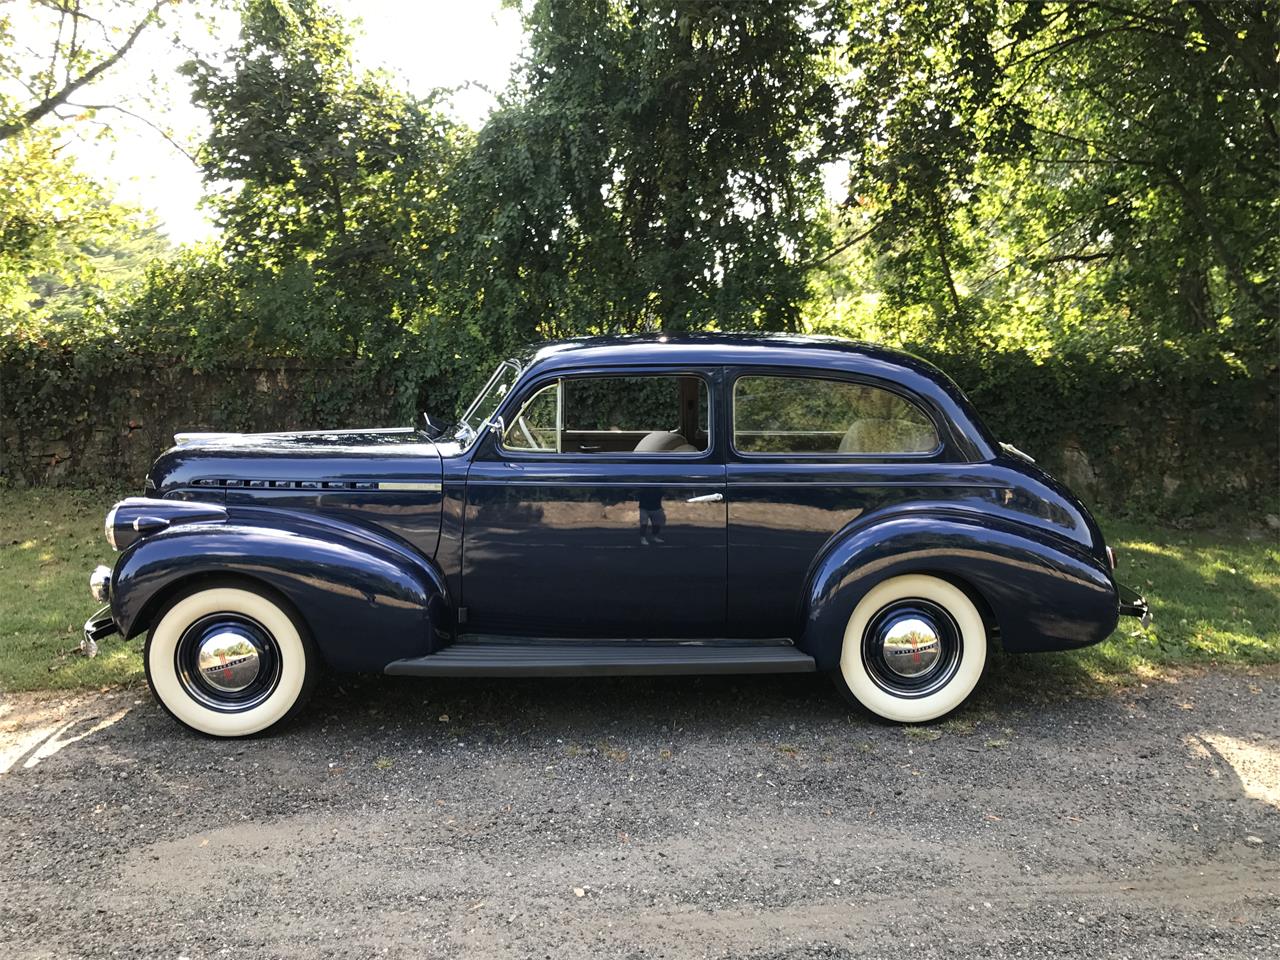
[520, 332, 934, 376]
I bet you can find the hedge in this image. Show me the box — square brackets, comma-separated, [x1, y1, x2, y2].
[2, 334, 1275, 521]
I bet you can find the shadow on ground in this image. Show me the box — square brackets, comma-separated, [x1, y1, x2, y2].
[299, 644, 1138, 743]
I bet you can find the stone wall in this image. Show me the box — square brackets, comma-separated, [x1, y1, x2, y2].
[1, 359, 402, 489]
[3, 351, 1276, 520]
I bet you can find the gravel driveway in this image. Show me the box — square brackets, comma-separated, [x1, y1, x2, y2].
[1, 664, 1277, 959]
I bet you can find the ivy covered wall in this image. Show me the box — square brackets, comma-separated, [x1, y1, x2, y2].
[3, 338, 1274, 521]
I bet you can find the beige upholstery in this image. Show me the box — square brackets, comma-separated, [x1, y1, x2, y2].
[838, 419, 936, 454]
[633, 430, 698, 453]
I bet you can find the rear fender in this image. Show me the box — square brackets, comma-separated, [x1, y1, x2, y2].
[800, 512, 1117, 669]
[111, 506, 449, 671]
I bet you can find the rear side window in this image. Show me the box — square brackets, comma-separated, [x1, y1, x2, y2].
[733, 375, 938, 455]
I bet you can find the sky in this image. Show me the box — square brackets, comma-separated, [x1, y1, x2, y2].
[41, 1, 527, 244]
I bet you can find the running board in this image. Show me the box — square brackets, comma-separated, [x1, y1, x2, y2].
[384, 639, 816, 678]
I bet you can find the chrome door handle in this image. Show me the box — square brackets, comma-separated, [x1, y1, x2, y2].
[686, 492, 724, 503]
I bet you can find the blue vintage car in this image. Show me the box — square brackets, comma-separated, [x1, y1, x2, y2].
[85, 334, 1148, 736]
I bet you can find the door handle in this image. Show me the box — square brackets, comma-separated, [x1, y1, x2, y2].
[686, 492, 724, 503]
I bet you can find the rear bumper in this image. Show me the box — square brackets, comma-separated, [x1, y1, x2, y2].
[1117, 583, 1151, 628]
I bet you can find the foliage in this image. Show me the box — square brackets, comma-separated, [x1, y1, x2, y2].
[911, 341, 1278, 518]
[0, 136, 171, 338]
[0, 0, 186, 336]
[827, 0, 1278, 357]
[434, 0, 842, 372]
[0, 0, 178, 143]
[166, 0, 465, 366]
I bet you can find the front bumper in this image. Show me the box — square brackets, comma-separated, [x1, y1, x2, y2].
[83, 564, 118, 657]
[82, 605, 119, 657]
[1117, 583, 1151, 629]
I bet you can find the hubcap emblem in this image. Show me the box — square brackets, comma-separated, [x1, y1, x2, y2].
[880, 616, 942, 678]
[196, 630, 262, 693]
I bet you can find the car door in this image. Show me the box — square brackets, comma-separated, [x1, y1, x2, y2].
[461, 367, 727, 639]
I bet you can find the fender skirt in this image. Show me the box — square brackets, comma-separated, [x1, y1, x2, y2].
[802, 513, 1118, 669]
[110, 508, 449, 672]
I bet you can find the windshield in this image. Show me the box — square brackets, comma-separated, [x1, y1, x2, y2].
[456, 361, 521, 444]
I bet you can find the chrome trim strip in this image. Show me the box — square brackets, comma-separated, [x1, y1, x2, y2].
[725, 480, 1004, 488]
[174, 432, 240, 444]
[463, 480, 721, 488]
[377, 481, 443, 492]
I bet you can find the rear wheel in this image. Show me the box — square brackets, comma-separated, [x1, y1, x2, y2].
[833, 574, 987, 723]
[145, 583, 318, 737]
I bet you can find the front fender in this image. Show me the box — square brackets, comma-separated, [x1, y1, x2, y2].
[111, 507, 450, 671]
[800, 512, 1118, 669]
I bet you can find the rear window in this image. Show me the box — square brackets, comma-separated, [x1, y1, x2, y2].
[733, 375, 938, 455]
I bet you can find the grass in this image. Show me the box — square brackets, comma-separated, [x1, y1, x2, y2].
[1052, 515, 1279, 681]
[0, 486, 140, 691]
[0, 488, 1276, 694]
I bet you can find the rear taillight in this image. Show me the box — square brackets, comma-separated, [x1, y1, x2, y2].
[1105, 546, 1117, 570]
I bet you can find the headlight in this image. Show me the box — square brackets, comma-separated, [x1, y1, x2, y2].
[104, 505, 119, 551]
[89, 565, 112, 603]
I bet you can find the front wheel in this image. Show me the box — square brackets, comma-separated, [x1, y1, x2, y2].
[833, 574, 988, 723]
[145, 583, 318, 737]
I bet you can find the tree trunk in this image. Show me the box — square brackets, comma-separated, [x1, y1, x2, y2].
[1166, 173, 1267, 317]
[928, 192, 964, 322]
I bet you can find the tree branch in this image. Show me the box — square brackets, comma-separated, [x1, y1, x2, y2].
[64, 100, 195, 162]
[0, 0, 171, 142]
[1042, 251, 1112, 265]
[803, 224, 874, 269]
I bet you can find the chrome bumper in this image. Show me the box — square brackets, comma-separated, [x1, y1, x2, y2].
[1118, 583, 1151, 629]
[82, 605, 118, 658]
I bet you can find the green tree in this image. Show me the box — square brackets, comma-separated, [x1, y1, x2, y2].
[827, 0, 1278, 355]
[0, 1, 188, 335]
[175, 0, 465, 359]
[440, 0, 842, 359]
[0, 130, 168, 335]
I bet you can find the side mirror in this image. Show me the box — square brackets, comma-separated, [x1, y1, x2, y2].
[419, 412, 450, 440]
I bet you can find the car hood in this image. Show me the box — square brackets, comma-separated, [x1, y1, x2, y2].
[146, 428, 444, 496]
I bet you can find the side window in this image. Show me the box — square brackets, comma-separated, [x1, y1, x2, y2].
[501, 375, 709, 455]
[733, 375, 938, 455]
[502, 382, 560, 452]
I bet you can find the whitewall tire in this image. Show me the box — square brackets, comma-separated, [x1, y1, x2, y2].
[145, 583, 318, 737]
[835, 574, 988, 723]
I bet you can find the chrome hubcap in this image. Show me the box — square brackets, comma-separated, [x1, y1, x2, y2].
[879, 616, 942, 678]
[861, 599, 963, 698]
[196, 630, 262, 693]
[175, 613, 281, 713]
